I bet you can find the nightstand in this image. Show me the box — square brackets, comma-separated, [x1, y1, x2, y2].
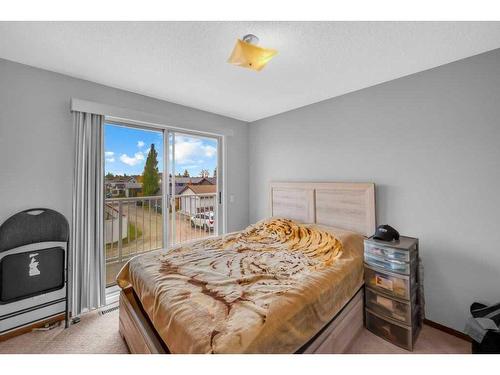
[363, 236, 422, 351]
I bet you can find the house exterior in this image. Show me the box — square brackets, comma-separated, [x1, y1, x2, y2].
[178, 184, 217, 217]
[104, 174, 216, 199]
[104, 203, 128, 245]
[105, 176, 141, 197]
[169, 176, 216, 194]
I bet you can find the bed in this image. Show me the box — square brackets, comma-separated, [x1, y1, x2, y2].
[117, 182, 376, 354]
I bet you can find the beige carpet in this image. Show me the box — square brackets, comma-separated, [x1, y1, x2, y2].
[0, 309, 128, 354]
[346, 324, 470, 354]
[0, 309, 470, 354]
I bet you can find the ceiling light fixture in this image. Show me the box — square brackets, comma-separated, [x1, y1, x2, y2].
[227, 34, 277, 72]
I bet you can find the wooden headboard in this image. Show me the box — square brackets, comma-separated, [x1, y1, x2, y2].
[269, 182, 376, 237]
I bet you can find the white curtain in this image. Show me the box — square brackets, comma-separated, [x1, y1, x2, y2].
[70, 111, 105, 317]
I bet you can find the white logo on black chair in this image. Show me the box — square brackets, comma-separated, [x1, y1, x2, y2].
[29, 253, 41, 276]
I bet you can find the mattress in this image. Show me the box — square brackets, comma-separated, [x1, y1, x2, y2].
[116, 218, 364, 353]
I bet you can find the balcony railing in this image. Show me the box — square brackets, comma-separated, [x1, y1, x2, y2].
[104, 193, 217, 286]
[170, 193, 217, 245]
[105, 196, 163, 265]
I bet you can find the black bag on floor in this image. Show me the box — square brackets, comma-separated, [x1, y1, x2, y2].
[470, 302, 500, 354]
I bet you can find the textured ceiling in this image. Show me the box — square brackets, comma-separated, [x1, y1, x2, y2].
[1, 22, 500, 121]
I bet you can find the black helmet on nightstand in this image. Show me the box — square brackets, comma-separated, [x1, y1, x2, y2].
[373, 224, 400, 242]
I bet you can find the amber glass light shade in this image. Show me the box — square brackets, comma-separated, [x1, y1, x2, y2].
[227, 39, 277, 71]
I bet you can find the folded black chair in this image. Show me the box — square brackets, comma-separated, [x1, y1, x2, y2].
[469, 302, 500, 354]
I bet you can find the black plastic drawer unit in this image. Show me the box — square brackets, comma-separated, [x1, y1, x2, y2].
[363, 235, 422, 351]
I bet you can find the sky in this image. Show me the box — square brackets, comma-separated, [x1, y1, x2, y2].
[104, 123, 218, 177]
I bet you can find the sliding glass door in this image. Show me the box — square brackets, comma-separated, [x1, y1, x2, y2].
[103, 123, 165, 287]
[166, 131, 223, 245]
[103, 123, 223, 287]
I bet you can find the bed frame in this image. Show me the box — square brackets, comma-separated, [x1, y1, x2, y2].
[119, 181, 376, 354]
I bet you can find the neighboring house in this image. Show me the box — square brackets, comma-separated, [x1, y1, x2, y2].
[104, 175, 217, 199]
[104, 203, 128, 245]
[178, 184, 217, 216]
[124, 181, 143, 197]
[169, 176, 216, 191]
[105, 176, 141, 197]
[169, 177, 217, 210]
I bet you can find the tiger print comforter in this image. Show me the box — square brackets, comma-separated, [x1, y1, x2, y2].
[116, 218, 364, 353]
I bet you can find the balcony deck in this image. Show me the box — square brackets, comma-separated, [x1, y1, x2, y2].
[104, 194, 216, 286]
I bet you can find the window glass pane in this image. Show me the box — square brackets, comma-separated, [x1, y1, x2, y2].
[104, 123, 164, 287]
[169, 132, 218, 245]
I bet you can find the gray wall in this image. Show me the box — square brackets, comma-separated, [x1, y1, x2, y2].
[0, 58, 249, 233]
[248, 48, 500, 332]
[2, 48, 500, 333]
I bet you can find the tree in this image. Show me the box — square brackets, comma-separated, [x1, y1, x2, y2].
[213, 167, 217, 177]
[105, 172, 114, 179]
[182, 169, 190, 177]
[142, 144, 160, 196]
[199, 169, 209, 178]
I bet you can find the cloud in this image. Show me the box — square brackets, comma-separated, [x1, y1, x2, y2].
[174, 136, 217, 165]
[203, 145, 216, 158]
[137, 141, 145, 148]
[105, 151, 115, 162]
[120, 152, 145, 166]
